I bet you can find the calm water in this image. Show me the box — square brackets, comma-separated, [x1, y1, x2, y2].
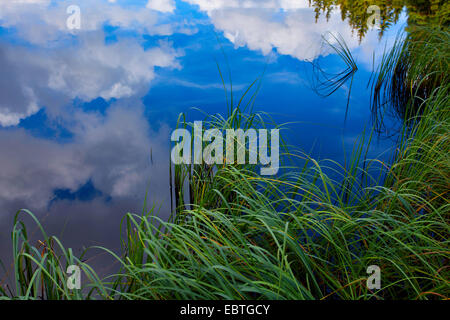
[0, 0, 425, 278]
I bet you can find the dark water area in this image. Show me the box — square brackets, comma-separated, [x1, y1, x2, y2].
[0, 0, 446, 286]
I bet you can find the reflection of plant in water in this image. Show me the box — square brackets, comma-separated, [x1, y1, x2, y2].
[310, 33, 358, 122]
[309, 0, 449, 132]
[309, 0, 450, 40]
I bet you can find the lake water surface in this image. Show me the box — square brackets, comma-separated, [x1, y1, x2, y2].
[1, 0, 436, 280]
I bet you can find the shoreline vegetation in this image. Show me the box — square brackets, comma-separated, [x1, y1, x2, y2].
[0, 26, 448, 300]
[309, 0, 449, 40]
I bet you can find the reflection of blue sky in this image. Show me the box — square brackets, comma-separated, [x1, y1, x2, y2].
[0, 0, 406, 268]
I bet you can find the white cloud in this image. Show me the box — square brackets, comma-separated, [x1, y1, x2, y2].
[0, 101, 173, 272]
[0, 0, 189, 45]
[0, 102, 170, 209]
[0, 0, 176, 233]
[0, 87, 39, 127]
[183, 0, 309, 11]
[0, 34, 181, 126]
[183, 0, 381, 62]
[44, 36, 181, 101]
[0, 0, 190, 126]
[147, 0, 176, 13]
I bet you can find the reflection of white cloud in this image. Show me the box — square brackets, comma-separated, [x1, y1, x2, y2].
[0, 102, 173, 273]
[147, 0, 176, 13]
[45, 36, 180, 101]
[0, 0, 179, 229]
[0, 0, 393, 203]
[0, 102, 170, 209]
[0, 0, 190, 45]
[0, 85, 39, 127]
[0, 1, 146, 44]
[267, 71, 305, 85]
[183, 0, 380, 62]
[0, 35, 181, 126]
[0, 0, 187, 126]
[183, 0, 309, 11]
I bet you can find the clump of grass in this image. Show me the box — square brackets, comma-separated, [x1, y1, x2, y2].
[107, 90, 448, 299]
[370, 27, 449, 132]
[0, 209, 109, 300]
[1, 28, 448, 300]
